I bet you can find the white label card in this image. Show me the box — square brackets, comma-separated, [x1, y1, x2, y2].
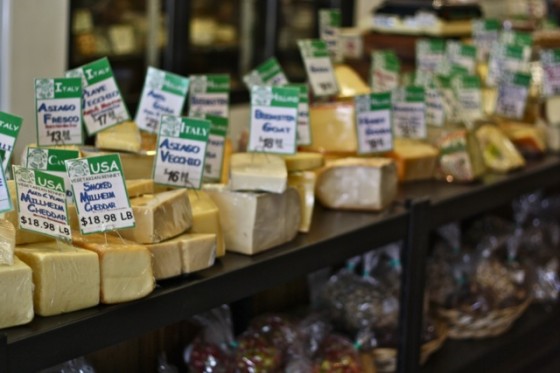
[298, 40, 339, 97]
[392, 87, 427, 139]
[203, 115, 228, 182]
[0, 111, 22, 172]
[355, 92, 393, 154]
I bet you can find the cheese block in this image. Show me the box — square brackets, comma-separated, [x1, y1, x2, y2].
[315, 158, 397, 211]
[0, 219, 16, 265]
[334, 64, 371, 99]
[144, 238, 182, 280]
[437, 129, 486, 183]
[203, 185, 301, 255]
[229, 153, 288, 193]
[72, 233, 155, 304]
[119, 189, 192, 244]
[546, 96, 560, 125]
[539, 120, 560, 151]
[498, 122, 547, 156]
[188, 190, 226, 257]
[82, 146, 155, 180]
[220, 138, 233, 184]
[288, 171, 316, 233]
[15, 242, 100, 316]
[95, 121, 142, 153]
[126, 179, 155, 198]
[0, 258, 33, 329]
[482, 88, 497, 117]
[387, 139, 439, 182]
[475, 124, 525, 173]
[282, 152, 324, 172]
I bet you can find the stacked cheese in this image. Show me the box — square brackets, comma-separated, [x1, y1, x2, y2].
[387, 139, 439, 182]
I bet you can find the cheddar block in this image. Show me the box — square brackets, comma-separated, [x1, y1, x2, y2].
[0, 219, 16, 265]
[144, 239, 182, 280]
[188, 190, 226, 257]
[437, 129, 486, 183]
[0, 258, 33, 329]
[288, 171, 316, 233]
[204, 185, 301, 255]
[282, 152, 324, 172]
[72, 233, 155, 304]
[120, 189, 192, 244]
[15, 242, 100, 316]
[546, 96, 560, 125]
[81, 146, 155, 180]
[498, 122, 547, 156]
[387, 139, 439, 182]
[476, 125, 525, 173]
[334, 64, 371, 99]
[95, 121, 142, 153]
[315, 158, 397, 211]
[229, 153, 287, 193]
[126, 179, 155, 198]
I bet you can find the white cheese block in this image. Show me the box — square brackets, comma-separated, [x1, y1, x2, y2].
[288, 171, 316, 233]
[229, 153, 288, 193]
[203, 185, 301, 255]
[144, 239, 182, 280]
[15, 242, 100, 316]
[119, 189, 192, 244]
[188, 190, 226, 257]
[95, 121, 142, 153]
[0, 258, 34, 329]
[281, 152, 324, 172]
[545, 96, 560, 125]
[0, 219, 16, 265]
[72, 233, 155, 304]
[315, 158, 397, 211]
[387, 139, 439, 182]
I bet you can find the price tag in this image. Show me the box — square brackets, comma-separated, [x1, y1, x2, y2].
[26, 147, 80, 204]
[203, 115, 228, 182]
[243, 57, 289, 88]
[416, 38, 446, 77]
[189, 74, 230, 118]
[0, 156, 12, 213]
[298, 39, 339, 97]
[66, 57, 130, 135]
[500, 30, 533, 48]
[487, 44, 531, 87]
[425, 87, 445, 127]
[435, 75, 460, 124]
[288, 84, 311, 146]
[13, 165, 71, 240]
[540, 49, 560, 97]
[451, 74, 483, 123]
[355, 92, 393, 154]
[248, 86, 299, 154]
[472, 19, 500, 61]
[392, 87, 426, 139]
[153, 115, 210, 189]
[135, 67, 189, 133]
[370, 50, 400, 93]
[35, 78, 83, 146]
[65, 154, 135, 234]
[0, 111, 22, 172]
[319, 9, 342, 63]
[495, 71, 531, 120]
[446, 41, 477, 75]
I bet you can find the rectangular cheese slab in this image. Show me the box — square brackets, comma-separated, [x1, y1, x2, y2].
[204, 185, 301, 255]
[15, 242, 100, 316]
[387, 139, 439, 182]
[95, 121, 142, 153]
[288, 171, 316, 233]
[188, 190, 225, 257]
[0, 257, 34, 329]
[0, 219, 16, 265]
[229, 153, 288, 193]
[72, 233, 155, 304]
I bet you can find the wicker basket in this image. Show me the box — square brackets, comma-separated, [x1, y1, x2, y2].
[435, 297, 531, 339]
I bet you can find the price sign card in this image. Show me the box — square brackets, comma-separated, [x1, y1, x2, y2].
[135, 67, 189, 133]
[370, 50, 400, 93]
[355, 92, 393, 154]
[65, 154, 135, 234]
[204, 115, 228, 182]
[298, 39, 339, 97]
[487, 44, 531, 87]
[243, 57, 289, 88]
[153, 115, 210, 189]
[35, 78, 83, 146]
[0, 158, 12, 213]
[13, 165, 71, 240]
[66, 57, 130, 135]
[540, 49, 560, 97]
[495, 71, 531, 120]
[446, 41, 477, 75]
[189, 75, 230, 118]
[425, 87, 445, 127]
[248, 86, 299, 154]
[26, 147, 80, 203]
[416, 39, 446, 77]
[472, 19, 500, 61]
[319, 9, 342, 63]
[392, 87, 426, 139]
[0, 111, 22, 172]
[451, 74, 483, 123]
[289, 84, 311, 146]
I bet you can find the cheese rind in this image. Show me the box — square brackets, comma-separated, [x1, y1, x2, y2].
[229, 153, 288, 193]
[95, 121, 142, 153]
[315, 158, 397, 211]
[0, 219, 16, 265]
[282, 152, 324, 172]
[387, 139, 439, 182]
[0, 258, 34, 329]
[204, 185, 301, 255]
[288, 171, 316, 233]
[15, 242, 100, 316]
[188, 190, 226, 257]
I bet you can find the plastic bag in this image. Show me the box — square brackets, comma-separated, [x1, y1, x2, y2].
[312, 334, 362, 373]
[39, 357, 96, 373]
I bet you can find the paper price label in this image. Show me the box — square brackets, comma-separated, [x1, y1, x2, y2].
[446, 41, 477, 75]
[203, 115, 228, 182]
[298, 40, 339, 97]
[416, 39, 446, 75]
[472, 19, 500, 61]
[189, 75, 230, 118]
[0, 158, 12, 213]
[355, 92, 393, 154]
[451, 74, 482, 123]
[243, 57, 288, 88]
[487, 44, 531, 86]
[540, 49, 560, 97]
[495, 72, 531, 119]
[319, 9, 342, 63]
[370, 50, 400, 93]
[35, 78, 83, 146]
[153, 115, 210, 189]
[426, 88, 445, 127]
[289, 84, 311, 146]
[248, 86, 299, 154]
[135, 67, 189, 133]
[392, 87, 426, 139]
[0, 111, 22, 172]
[66, 57, 130, 135]
[13, 166, 71, 240]
[66, 154, 134, 234]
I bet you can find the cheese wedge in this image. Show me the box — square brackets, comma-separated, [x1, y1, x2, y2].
[302, 102, 357, 154]
[282, 152, 324, 172]
[82, 146, 155, 180]
[95, 121, 142, 153]
[188, 190, 226, 257]
[72, 233, 155, 304]
[204, 185, 301, 255]
[498, 122, 547, 156]
[288, 171, 316, 233]
[119, 189, 192, 244]
[229, 153, 288, 193]
[0, 258, 34, 329]
[387, 139, 439, 182]
[335, 64, 371, 99]
[436, 129, 486, 183]
[0, 219, 16, 265]
[15, 242, 100, 316]
[475, 125, 525, 173]
[315, 158, 397, 211]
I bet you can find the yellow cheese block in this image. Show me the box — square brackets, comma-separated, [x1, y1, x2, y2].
[302, 102, 357, 154]
[144, 239, 182, 280]
[188, 190, 226, 257]
[387, 139, 439, 182]
[475, 125, 525, 173]
[498, 122, 547, 156]
[119, 189, 192, 244]
[0, 219, 16, 265]
[220, 138, 233, 185]
[81, 146, 155, 180]
[72, 233, 155, 304]
[288, 171, 316, 233]
[282, 152, 324, 172]
[0, 257, 34, 328]
[334, 64, 371, 99]
[95, 121, 142, 153]
[126, 179, 155, 198]
[229, 153, 288, 193]
[15, 242, 100, 316]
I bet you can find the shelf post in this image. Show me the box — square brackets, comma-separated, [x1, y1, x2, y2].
[1, 334, 7, 373]
[397, 198, 431, 373]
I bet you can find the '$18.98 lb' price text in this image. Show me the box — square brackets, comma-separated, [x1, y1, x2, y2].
[20, 216, 70, 236]
[80, 211, 134, 227]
